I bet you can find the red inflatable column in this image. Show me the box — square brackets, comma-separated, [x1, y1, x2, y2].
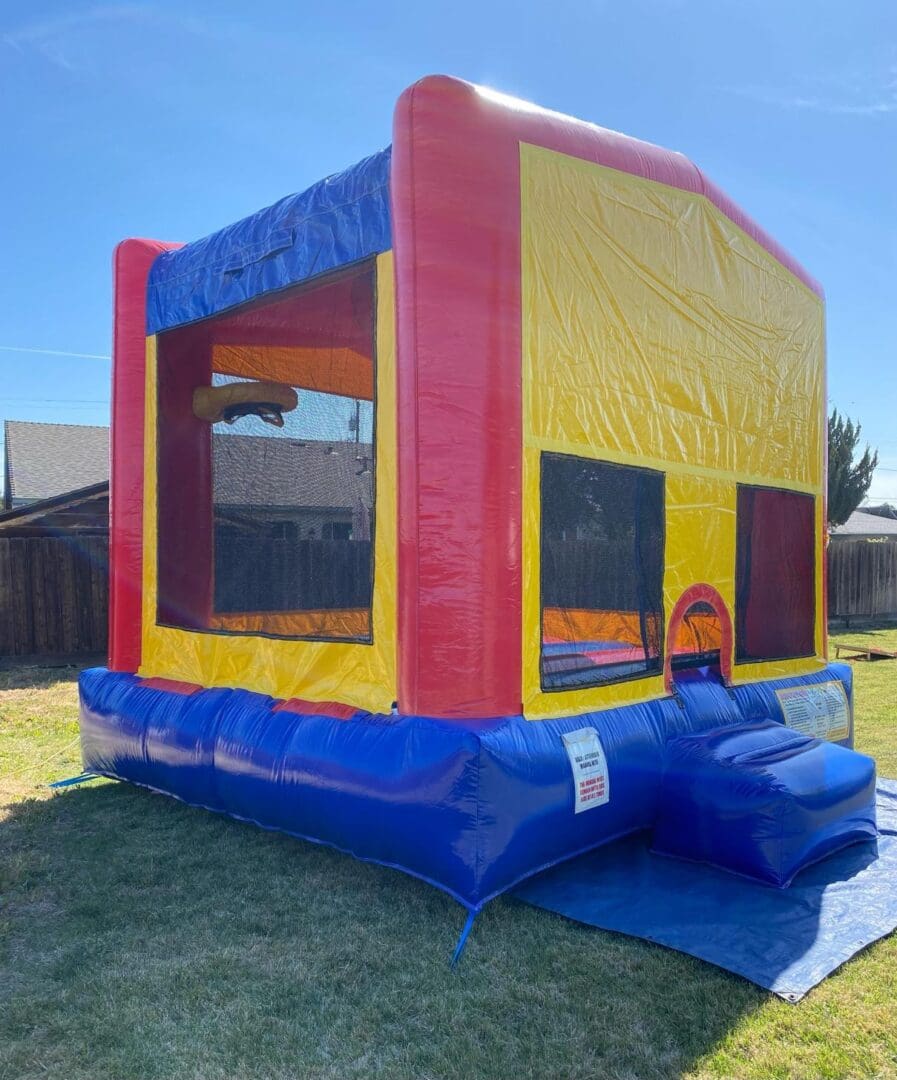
[108, 238, 181, 672]
[392, 77, 524, 719]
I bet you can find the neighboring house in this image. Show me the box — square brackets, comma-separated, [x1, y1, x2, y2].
[0, 482, 109, 537]
[831, 510, 897, 542]
[0, 422, 372, 656]
[3, 420, 109, 510]
[2, 421, 371, 538]
[213, 434, 373, 541]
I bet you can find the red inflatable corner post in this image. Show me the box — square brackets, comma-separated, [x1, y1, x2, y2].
[108, 238, 181, 672]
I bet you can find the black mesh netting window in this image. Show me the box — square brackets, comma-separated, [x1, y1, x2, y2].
[156, 262, 377, 643]
[735, 485, 815, 662]
[211, 374, 374, 640]
[540, 453, 665, 690]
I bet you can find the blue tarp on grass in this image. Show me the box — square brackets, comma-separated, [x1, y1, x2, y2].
[515, 780, 897, 1001]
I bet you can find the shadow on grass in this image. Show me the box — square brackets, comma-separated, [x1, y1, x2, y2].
[830, 619, 897, 637]
[0, 779, 769, 1080]
[0, 655, 103, 690]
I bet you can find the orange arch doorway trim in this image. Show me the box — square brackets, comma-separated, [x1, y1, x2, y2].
[665, 583, 733, 693]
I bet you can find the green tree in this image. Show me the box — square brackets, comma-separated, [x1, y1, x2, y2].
[827, 410, 878, 527]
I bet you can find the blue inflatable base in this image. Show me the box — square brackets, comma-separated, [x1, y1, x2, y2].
[78, 663, 857, 913]
[515, 780, 897, 1001]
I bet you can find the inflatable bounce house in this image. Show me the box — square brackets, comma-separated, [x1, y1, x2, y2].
[80, 76, 877, 942]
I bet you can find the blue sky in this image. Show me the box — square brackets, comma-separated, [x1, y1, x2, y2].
[2, 0, 895, 500]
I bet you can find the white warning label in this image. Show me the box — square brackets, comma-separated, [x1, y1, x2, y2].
[562, 727, 610, 814]
[775, 680, 851, 742]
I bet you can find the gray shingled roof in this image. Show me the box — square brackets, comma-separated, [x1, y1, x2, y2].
[2, 422, 372, 510]
[213, 435, 372, 508]
[4, 421, 109, 504]
[832, 510, 897, 537]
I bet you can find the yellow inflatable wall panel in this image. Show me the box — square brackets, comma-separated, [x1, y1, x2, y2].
[139, 252, 397, 712]
[521, 144, 826, 718]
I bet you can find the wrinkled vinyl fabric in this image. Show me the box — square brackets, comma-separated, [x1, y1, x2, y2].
[518, 142, 827, 718]
[390, 76, 826, 722]
[146, 148, 391, 334]
[653, 721, 877, 886]
[516, 780, 897, 1001]
[79, 663, 854, 911]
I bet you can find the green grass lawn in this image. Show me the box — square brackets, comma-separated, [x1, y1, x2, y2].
[2, 634, 896, 1080]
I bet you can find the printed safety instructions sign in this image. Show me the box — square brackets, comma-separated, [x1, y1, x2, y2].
[562, 727, 610, 813]
[775, 680, 851, 742]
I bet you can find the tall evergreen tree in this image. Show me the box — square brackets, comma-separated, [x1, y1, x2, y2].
[827, 410, 878, 527]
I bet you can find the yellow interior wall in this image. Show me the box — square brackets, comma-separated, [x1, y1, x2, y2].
[139, 251, 397, 712]
[521, 143, 826, 719]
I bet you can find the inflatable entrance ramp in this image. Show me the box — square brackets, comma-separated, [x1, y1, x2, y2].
[80, 77, 880, 960]
[653, 720, 877, 885]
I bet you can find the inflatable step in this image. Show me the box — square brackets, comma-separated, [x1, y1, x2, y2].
[652, 719, 877, 886]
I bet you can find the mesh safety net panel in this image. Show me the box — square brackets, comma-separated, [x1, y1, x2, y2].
[540, 453, 664, 690]
[210, 375, 374, 639]
[735, 485, 815, 662]
[156, 262, 376, 642]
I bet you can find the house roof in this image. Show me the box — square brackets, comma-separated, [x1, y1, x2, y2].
[0, 481, 109, 534]
[213, 435, 372, 509]
[4, 421, 109, 503]
[832, 510, 897, 537]
[1, 420, 370, 511]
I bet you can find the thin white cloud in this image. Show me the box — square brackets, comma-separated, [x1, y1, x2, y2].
[0, 345, 110, 360]
[2, 5, 152, 72]
[0, 4, 231, 74]
[1, 4, 290, 80]
[3, 6, 151, 43]
[729, 65, 897, 117]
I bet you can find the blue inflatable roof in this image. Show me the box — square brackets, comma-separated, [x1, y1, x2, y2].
[146, 147, 392, 334]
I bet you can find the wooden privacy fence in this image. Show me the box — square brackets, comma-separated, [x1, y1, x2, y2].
[214, 532, 373, 612]
[0, 535, 109, 657]
[547, 538, 897, 622]
[2, 532, 896, 657]
[828, 539, 897, 619]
